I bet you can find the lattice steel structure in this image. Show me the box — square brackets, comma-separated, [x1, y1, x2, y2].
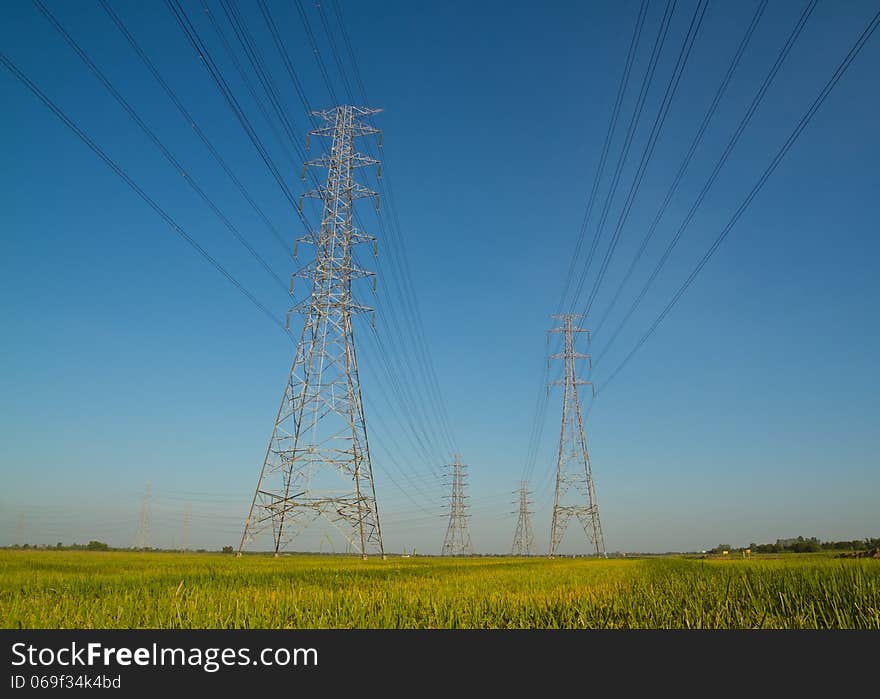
[441, 454, 473, 556]
[181, 502, 191, 552]
[548, 314, 606, 557]
[16, 513, 24, 548]
[135, 482, 151, 550]
[511, 480, 535, 556]
[239, 106, 384, 559]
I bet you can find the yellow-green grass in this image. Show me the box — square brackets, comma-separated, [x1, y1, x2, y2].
[1, 551, 877, 629]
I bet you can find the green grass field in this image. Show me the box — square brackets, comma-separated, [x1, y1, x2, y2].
[1, 550, 877, 629]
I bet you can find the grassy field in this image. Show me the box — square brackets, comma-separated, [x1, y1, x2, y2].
[1, 550, 878, 629]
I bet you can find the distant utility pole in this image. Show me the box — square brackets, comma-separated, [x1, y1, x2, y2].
[135, 482, 151, 550]
[239, 106, 384, 559]
[181, 502, 191, 552]
[511, 480, 535, 556]
[16, 513, 24, 547]
[548, 314, 606, 558]
[441, 454, 473, 556]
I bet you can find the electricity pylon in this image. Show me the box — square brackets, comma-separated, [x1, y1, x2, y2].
[511, 480, 535, 556]
[239, 106, 384, 559]
[181, 502, 191, 551]
[135, 482, 151, 550]
[548, 314, 606, 557]
[441, 454, 473, 556]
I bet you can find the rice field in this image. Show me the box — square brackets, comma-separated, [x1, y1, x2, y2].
[1, 550, 878, 629]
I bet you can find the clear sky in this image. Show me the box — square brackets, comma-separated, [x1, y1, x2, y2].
[1, 0, 878, 555]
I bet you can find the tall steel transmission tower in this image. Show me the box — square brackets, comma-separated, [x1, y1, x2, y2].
[441, 454, 473, 556]
[548, 314, 606, 557]
[135, 482, 151, 550]
[239, 106, 384, 559]
[511, 480, 535, 556]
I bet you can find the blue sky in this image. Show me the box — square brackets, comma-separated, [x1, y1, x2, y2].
[1, 0, 878, 554]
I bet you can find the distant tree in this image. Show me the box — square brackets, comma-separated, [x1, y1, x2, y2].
[222, 545, 234, 554]
[86, 540, 109, 551]
[754, 543, 779, 554]
[749, 536, 877, 554]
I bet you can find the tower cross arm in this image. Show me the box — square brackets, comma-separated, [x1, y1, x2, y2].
[351, 229, 377, 247]
[303, 183, 379, 201]
[309, 123, 380, 139]
[303, 153, 379, 169]
[309, 106, 382, 120]
[549, 351, 591, 361]
[548, 378, 594, 388]
[548, 326, 591, 336]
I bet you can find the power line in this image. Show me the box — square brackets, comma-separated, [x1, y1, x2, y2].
[317, 1, 461, 456]
[592, 0, 768, 339]
[593, 0, 817, 371]
[521, 333, 565, 485]
[292, 2, 454, 461]
[598, 4, 880, 394]
[359, 337, 451, 481]
[362, 325, 450, 478]
[567, 0, 677, 315]
[33, 0, 289, 293]
[0, 49, 287, 335]
[198, 0, 301, 170]
[315, 0, 355, 102]
[331, 0, 368, 101]
[526, 0, 671, 489]
[164, 0, 310, 231]
[555, 0, 649, 315]
[294, 0, 338, 105]
[214, 0, 456, 478]
[524, 2, 651, 487]
[255, 0, 313, 114]
[580, 0, 709, 318]
[98, 0, 291, 257]
[196, 0, 454, 501]
[217, 0, 306, 164]
[326, 0, 460, 451]
[262, 0, 456, 468]
[210, 0, 334, 231]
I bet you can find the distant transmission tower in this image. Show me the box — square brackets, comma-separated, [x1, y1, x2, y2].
[16, 513, 24, 547]
[135, 482, 151, 550]
[181, 502, 191, 552]
[240, 106, 384, 559]
[548, 314, 606, 557]
[511, 480, 535, 556]
[441, 454, 473, 556]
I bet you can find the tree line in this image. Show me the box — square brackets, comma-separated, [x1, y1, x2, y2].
[708, 536, 880, 555]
